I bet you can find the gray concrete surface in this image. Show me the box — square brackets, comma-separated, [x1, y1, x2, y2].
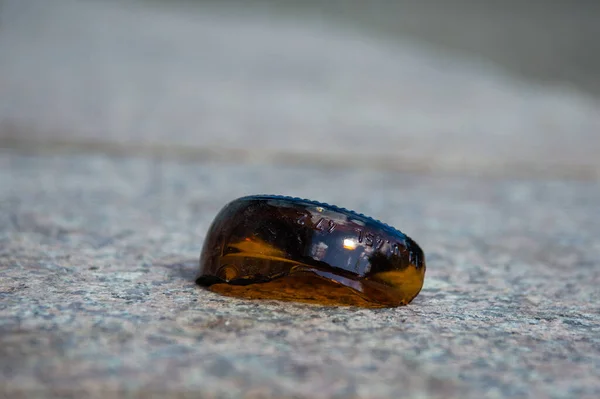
[1, 0, 599, 398]
[2, 153, 599, 398]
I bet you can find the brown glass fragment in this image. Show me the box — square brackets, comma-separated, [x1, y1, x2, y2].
[196, 195, 426, 307]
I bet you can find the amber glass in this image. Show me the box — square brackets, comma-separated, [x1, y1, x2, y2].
[196, 195, 425, 308]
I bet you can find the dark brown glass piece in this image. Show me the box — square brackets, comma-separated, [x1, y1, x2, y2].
[196, 195, 426, 308]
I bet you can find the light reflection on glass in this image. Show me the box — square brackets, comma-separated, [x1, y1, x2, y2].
[343, 238, 357, 250]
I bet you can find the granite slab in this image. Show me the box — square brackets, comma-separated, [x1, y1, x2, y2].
[1, 0, 599, 397]
[1, 152, 599, 398]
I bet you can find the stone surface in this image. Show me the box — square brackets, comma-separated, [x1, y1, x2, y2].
[1, 153, 599, 398]
[1, 0, 600, 398]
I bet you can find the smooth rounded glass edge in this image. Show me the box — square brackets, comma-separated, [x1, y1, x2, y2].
[197, 195, 426, 307]
[196, 264, 425, 307]
[197, 246, 425, 307]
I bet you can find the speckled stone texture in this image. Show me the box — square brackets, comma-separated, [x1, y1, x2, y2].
[1, 154, 599, 398]
[1, 0, 600, 398]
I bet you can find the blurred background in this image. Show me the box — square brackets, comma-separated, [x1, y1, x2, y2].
[1, 0, 599, 178]
[2, 2, 600, 397]
[204, 0, 600, 94]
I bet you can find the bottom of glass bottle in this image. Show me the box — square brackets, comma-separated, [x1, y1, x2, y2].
[197, 267, 423, 308]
